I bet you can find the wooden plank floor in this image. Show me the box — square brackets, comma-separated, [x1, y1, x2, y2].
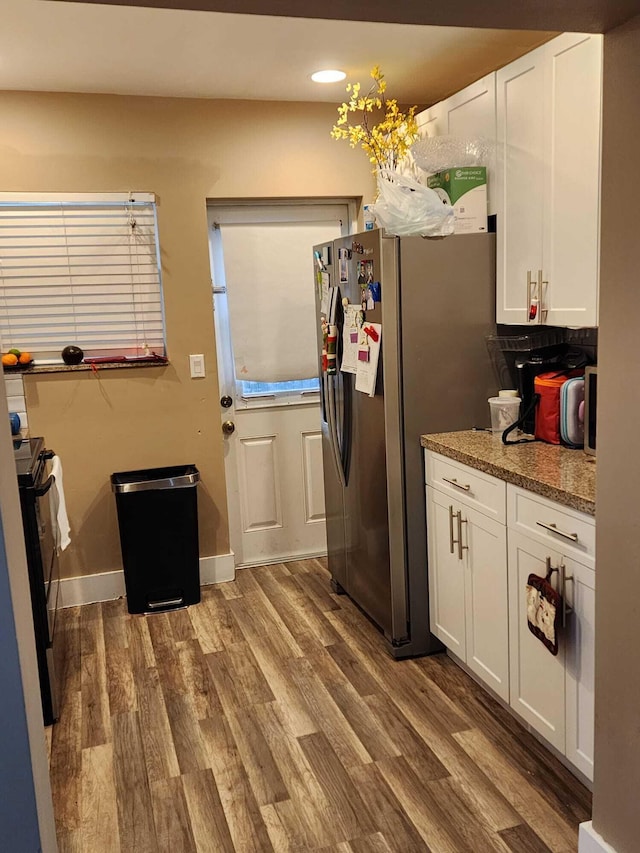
[50, 558, 591, 852]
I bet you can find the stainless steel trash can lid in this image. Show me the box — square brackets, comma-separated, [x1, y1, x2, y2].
[111, 465, 200, 494]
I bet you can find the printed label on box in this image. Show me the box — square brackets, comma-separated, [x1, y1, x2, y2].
[427, 166, 487, 234]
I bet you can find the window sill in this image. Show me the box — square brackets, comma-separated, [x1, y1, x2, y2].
[10, 359, 169, 376]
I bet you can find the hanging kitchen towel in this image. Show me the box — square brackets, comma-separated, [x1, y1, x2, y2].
[50, 455, 71, 553]
[526, 569, 561, 655]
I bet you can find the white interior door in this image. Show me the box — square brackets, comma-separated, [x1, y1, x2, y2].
[208, 201, 354, 568]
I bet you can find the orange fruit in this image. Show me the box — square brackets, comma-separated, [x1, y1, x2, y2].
[18, 352, 31, 364]
[2, 353, 18, 366]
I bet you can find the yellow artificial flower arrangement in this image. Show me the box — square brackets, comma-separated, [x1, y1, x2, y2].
[331, 66, 419, 173]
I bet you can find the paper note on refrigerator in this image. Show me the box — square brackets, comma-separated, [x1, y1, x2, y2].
[319, 272, 330, 316]
[341, 304, 361, 375]
[355, 322, 382, 397]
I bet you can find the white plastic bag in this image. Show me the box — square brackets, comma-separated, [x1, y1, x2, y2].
[369, 169, 455, 238]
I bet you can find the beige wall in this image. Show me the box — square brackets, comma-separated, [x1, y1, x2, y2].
[0, 91, 375, 578]
[593, 14, 640, 853]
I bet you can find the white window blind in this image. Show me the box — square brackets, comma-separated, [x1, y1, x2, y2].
[215, 205, 347, 383]
[0, 192, 165, 360]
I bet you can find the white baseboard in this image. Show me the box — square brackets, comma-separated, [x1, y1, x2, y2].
[236, 550, 328, 570]
[198, 553, 235, 586]
[58, 553, 236, 608]
[579, 822, 618, 853]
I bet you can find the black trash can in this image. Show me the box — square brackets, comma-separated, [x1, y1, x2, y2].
[111, 465, 200, 614]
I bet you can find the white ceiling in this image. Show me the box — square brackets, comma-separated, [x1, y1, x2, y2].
[1, 1, 554, 105]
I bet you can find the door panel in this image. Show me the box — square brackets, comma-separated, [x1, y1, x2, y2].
[233, 407, 327, 565]
[301, 431, 326, 523]
[444, 75, 497, 215]
[427, 488, 466, 656]
[564, 555, 595, 780]
[544, 33, 602, 327]
[336, 232, 392, 637]
[238, 435, 281, 531]
[508, 530, 565, 751]
[463, 505, 509, 701]
[496, 46, 545, 324]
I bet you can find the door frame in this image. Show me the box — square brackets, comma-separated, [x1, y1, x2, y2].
[207, 197, 357, 568]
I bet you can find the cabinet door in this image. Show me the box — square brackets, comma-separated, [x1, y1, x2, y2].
[443, 75, 497, 215]
[462, 504, 509, 701]
[496, 46, 546, 324]
[564, 555, 595, 781]
[507, 530, 566, 751]
[416, 102, 446, 139]
[426, 487, 465, 656]
[543, 33, 602, 327]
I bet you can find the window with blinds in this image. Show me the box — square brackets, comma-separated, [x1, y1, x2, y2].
[0, 192, 165, 361]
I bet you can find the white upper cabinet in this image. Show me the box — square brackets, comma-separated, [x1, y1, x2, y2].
[496, 33, 603, 326]
[417, 102, 446, 140]
[543, 33, 602, 328]
[495, 46, 546, 325]
[415, 74, 497, 214]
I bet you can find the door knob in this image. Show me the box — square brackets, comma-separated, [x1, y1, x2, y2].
[222, 420, 236, 435]
[220, 395, 233, 408]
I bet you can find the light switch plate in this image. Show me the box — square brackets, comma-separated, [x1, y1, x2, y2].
[189, 354, 205, 378]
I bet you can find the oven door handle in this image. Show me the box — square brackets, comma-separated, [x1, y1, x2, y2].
[35, 475, 54, 497]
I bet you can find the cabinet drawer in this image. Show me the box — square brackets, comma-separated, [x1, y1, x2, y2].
[425, 451, 506, 523]
[507, 486, 595, 567]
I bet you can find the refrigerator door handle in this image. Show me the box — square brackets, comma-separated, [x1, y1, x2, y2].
[320, 373, 328, 424]
[327, 374, 346, 487]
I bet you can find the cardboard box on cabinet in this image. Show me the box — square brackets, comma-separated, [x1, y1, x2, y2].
[427, 167, 488, 234]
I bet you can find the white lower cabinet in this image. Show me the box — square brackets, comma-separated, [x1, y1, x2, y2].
[425, 449, 595, 782]
[507, 531, 595, 778]
[427, 484, 509, 701]
[563, 554, 596, 780]
[426, 487, 466, 658]
[507, 531, 566, 751]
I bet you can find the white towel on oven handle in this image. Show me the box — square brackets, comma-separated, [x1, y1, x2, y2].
[49, 455, 71, 553]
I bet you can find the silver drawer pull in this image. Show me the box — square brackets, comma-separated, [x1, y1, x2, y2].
[442, 476, 471, 492]
[536, 520, 579, 542]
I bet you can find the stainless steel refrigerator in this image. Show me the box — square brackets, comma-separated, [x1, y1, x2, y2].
[314, 228, 496, 658]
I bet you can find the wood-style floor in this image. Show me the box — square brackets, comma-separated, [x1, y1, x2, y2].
[49, 558, 591, 852]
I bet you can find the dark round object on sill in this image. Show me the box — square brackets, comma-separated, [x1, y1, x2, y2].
[61, 345, 84, 365]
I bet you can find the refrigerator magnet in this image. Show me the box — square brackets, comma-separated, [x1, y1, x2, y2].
[363, 324, 379, 342]
[366, 288, 375, 311]
[358, 342, 370, 362]
[369, 281, 381, 303]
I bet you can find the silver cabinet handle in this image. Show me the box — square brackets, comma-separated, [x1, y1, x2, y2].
[536, 520, 579, 542]
[448, 505, 455, 554]
[540, 269, 548, 320]
[545, 556, 555, 580]
[526, 270, 533, 316]
[442, 476, 470, 492]
[561, 563, 574, 628]
[457, 511, 468, 561]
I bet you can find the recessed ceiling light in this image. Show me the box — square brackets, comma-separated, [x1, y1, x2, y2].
[311, 70, 347, 84]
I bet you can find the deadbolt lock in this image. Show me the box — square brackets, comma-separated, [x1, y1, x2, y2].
[220, 395, 233, 408]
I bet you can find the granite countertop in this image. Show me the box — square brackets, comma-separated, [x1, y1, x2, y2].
[421, 430, 596, 516]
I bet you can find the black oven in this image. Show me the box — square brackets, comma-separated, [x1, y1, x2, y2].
[14, 436, 61, 725]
